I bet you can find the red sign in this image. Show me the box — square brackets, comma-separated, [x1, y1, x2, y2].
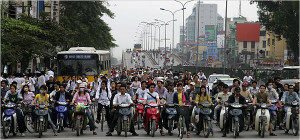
[236, 23, 260, 42]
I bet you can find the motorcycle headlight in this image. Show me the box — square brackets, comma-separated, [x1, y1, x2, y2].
[261, 104, 267, 108]
[40, 105, 45, 108]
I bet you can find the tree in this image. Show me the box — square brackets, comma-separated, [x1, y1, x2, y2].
[1, 13, 73, 72]
[250, 1, 299, 64]
[60, 1, 117, 50]
[2, 18, 51, 72]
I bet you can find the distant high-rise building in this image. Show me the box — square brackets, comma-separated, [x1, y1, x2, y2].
[186, 8, 196, 43]
[184, 2, 219, 44]
[195, 2, 218, 41]
[217, 14, 224, 32]
[179, 26, 185, 48]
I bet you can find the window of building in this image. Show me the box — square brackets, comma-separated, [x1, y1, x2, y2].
[263, 41, 266, 48]
[260, 31, 266, 36]
[251, 41, 255, 48]
[272, 39, 275, 45]
[267, 38, 270, 46]
[243, 41, 247, 48]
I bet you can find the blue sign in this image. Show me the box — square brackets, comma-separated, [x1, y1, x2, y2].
[63, 55, 92, 59]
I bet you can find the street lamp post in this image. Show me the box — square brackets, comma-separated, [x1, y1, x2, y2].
[153, 24, 163, 65]
[174, 0, 194, 55]
[160, 8, 184, 54]
[155, 19, 176, 61]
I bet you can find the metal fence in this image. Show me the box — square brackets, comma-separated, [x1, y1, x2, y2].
[172, 66, 299, 85]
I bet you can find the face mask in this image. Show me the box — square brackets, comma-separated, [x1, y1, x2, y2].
[196, 88, 200, 92]
[268, 85, 273, 89]
[40, 90, 44, 94]
[24, 88, 28, 92]
[79, 88, 85, 92]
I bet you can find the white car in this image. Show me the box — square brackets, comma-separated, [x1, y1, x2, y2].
[208, 74, 230, 88]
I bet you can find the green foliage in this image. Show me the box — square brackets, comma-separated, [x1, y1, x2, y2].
[60, 1, 117, 50]
[251, 1, 299, 63]
[1, 13, 73, 71]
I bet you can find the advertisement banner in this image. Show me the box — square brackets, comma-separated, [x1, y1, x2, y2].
[205, 25, 217, 41]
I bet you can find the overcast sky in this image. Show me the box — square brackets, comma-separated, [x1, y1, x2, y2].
[103, 0, 259, 59]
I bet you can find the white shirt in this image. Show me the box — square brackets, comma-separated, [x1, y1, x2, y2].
[50, 89, 59, 101]
[67, 80, 76, 91]
[243, 76, 253, 83]
[205, 85, 211, 96]
[198, 73, 206, 81]
[15, 77, 24, 90]
[95, 87, 111, 105]
[91, 81, 99, 92]
[38, 75, 46, 88]
[7, 78, 13, 85]
[29, 77, 36, 91]
[248, 87, 259, 96]
[143, 91, 159, 104]
[113, 93, 133, 105]
[136, 88, 149, 99]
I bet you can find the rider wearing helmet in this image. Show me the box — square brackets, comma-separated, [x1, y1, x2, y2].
[71, 83, 97, 135]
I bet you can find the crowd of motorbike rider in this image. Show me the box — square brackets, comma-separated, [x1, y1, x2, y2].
[1, 67, 299, 138]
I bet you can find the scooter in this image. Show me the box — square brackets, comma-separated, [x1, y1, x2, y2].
[135, 98, 144, 130]
[244, 98, 253, 131]
[269, 98, 278, 131]
[145, 102, 159, 137]
[116, 104, 132, 137]
[198, 102, 213, 138]
[55, 101, 68, 132]
[165, 103, 177, 135]
[255, 103, 271, 138]
[74, 102, 90, 136]
[284, 101, 299, 136]
[2, 103, 18, 138]
[229, 102, 243, 138]
[218, 97, 229, 132]
[34, 103, 49, 138]
[23, 103, 34, 132]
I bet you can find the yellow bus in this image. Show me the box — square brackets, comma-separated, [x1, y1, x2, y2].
[56, 47, 111, 82]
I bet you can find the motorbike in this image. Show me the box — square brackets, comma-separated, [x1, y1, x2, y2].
[165, 103, 177, 135]
[229, 102, 243, 138]
[2, 103, 18, 138]
[244, 98, 253, 131]
[218, 97, 229, 132]
[144, 102, 159, 137]
[55, 101, 68, 132]
[116, 104, 132, 137]
[74, 102, 90, 136]
[197, 102, 213, 138]
[23, 104, 34, 132]
[135, 98, 144, 130]
[284, 101, 299, 136]
[34, 103, 49, 138]
[255, 103, 271, 138]
[269, 98, 278, 131]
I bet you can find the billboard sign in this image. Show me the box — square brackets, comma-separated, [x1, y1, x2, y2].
[205, 25, 217, 41]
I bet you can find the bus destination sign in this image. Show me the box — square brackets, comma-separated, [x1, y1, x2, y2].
[64, 54, 92, 59]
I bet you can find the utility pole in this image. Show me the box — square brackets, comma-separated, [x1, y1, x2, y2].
[223, 0, 228, 74]
[196, 0, 200, 66]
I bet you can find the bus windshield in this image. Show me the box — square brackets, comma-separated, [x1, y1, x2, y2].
[58, 59, 97, 76]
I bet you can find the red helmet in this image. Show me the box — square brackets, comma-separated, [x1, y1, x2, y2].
[242, 83, 247, 87]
